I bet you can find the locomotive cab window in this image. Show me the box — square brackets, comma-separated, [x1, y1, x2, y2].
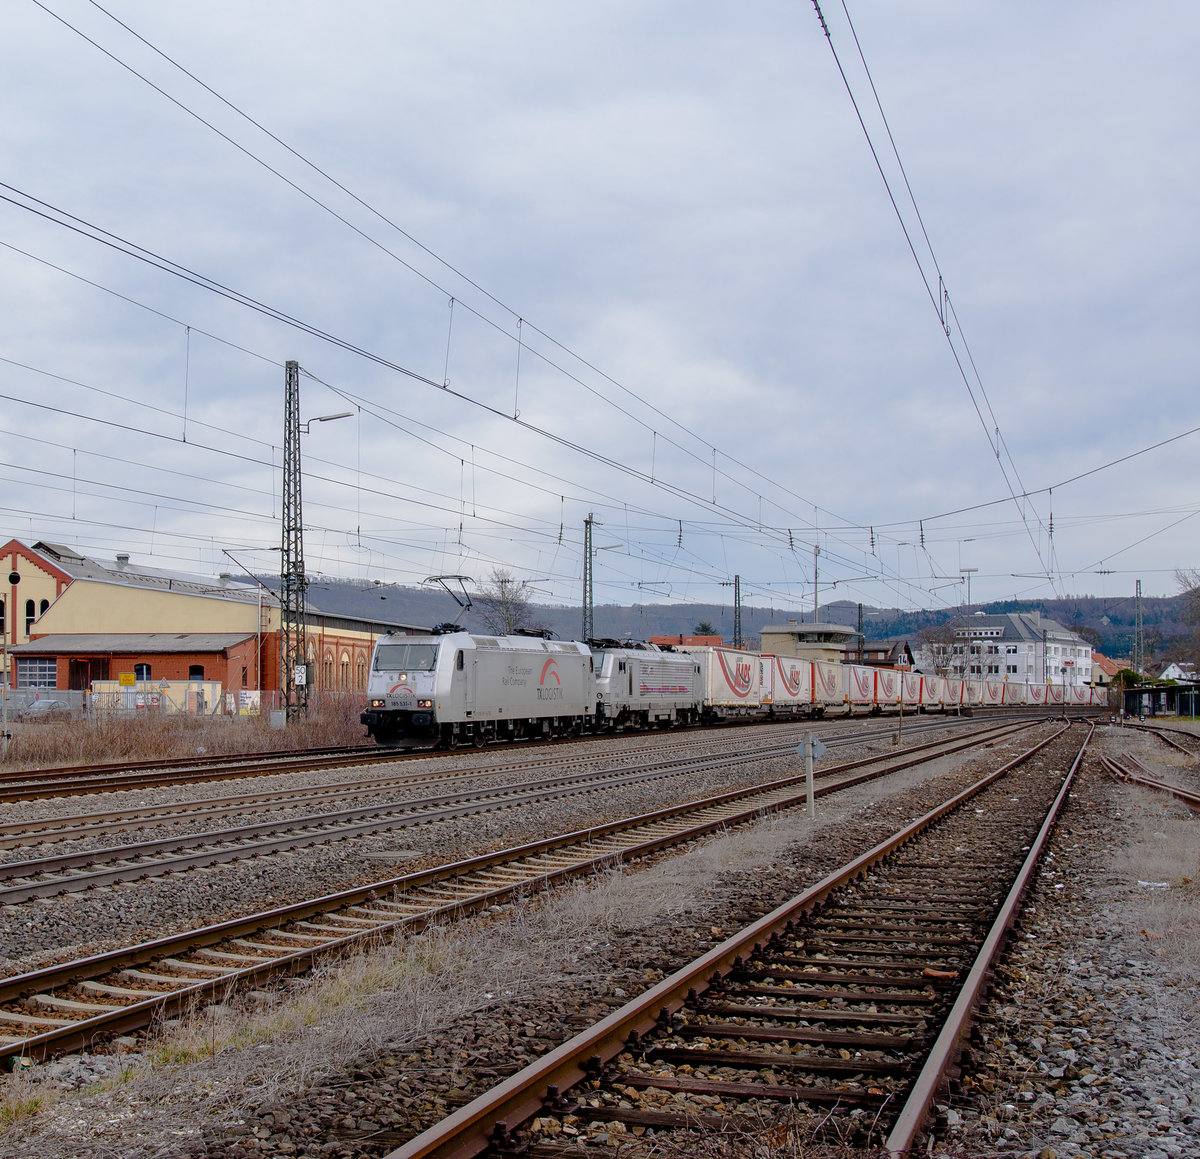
[374, 643, 439, 671]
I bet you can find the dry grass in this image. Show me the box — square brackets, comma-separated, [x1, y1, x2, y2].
[1116, 784, 1200, 1002]
[0, 881, 626, 1157]
[0, 694, 367, 770]
[0, 819, 815, 1158]
[0, 1065, 44, 1132]
[604, 1105, 892, 1159]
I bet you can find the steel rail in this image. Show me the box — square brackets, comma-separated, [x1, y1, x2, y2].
[1101, 753, 1200, 812]
[0, 716, 971, 846]
[380, 722, 1074, 1159]
[0, 709, 1070, 804]
[0, 719, 1038, 1062]
[1121, 721, 1199, 757]
[883, 722, 1094, 1154]
[0, 720, 1032, 904]
[0, 743, 379, 784]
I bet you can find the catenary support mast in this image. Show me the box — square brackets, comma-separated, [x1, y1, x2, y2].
[280, 360, 307, 721]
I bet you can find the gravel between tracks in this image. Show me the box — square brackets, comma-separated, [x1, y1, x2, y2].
[0, 721, 962, 974]
[5, 720, 1195, 1159]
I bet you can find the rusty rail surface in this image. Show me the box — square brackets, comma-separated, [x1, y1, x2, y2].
[1102, 752, 1200, 812]
[0, 719, 1036, 1063]
[383, 722, 1082, 1159]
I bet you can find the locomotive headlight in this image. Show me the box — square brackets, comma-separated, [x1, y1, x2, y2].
[417, 699, 433, 709]
[370, 698, 385, 708]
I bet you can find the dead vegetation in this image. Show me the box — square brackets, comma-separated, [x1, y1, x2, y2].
[1116, 782, 1200, 1003]
[0, 823, 807, 1158]
[0, 694, 367, 770]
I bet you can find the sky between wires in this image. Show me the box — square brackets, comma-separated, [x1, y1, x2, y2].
[1, 0, 1197, 614]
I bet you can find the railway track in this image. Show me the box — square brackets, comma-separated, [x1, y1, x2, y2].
[0, 719, 1030, 903]
[0, 718, 1040, 1064]
[0, 713, 984, 848]
[1101, 751, 1200, 811]
[381, 720, 1091, 1158]
[0, 709, 1072, 803]
[1125, 721, 1200, 759]
[0, 744, 397, 803]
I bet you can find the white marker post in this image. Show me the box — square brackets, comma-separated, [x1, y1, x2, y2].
[798, 733, 826, 818]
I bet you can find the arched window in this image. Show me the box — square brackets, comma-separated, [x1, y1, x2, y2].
[134, 663, 151, 680]
[188, 664, 204, 680]
[339, 651, 350, 689]
[39, 599, 49, 615]
[25, 599, 35, 636]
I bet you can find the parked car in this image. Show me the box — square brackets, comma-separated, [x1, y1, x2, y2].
[15, 699, 72, 721]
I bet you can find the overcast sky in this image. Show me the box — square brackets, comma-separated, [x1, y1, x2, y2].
[2, 1, 1197, 621]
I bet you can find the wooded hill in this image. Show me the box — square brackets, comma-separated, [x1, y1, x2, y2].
[305, 577, 1194, 666]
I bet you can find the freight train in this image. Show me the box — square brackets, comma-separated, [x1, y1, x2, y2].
[360, 629, 1106, 748]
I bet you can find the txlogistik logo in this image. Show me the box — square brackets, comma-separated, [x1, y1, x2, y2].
[537, 658, 564, 701]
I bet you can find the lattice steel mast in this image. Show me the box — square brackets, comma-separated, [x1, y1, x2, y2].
[280, 359, 307, 720]
[1133, 579, 1144, 675]
[582, 512, 594, 642]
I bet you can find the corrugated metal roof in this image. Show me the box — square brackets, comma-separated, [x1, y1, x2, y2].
[10, 633, 255, 654]
[27, 541, 428, 631]
[30, 542, 264, 604]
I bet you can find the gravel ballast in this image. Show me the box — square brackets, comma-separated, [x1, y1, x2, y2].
[3, 720, 1194, 1158]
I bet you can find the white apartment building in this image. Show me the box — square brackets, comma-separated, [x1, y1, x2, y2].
[950, 611, 1093, 686]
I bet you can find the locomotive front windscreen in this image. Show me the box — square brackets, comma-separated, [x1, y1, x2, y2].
[373, 643, 439, 671]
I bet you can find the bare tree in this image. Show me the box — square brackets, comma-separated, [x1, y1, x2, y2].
[474, 568, 536, 635]
[917, 621, 956, 675]
[1175, 567, 1200, 667]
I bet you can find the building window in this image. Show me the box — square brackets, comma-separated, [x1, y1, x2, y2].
[16, 657, 56, 687]
[188, 664, 204, 680]
[134, 663, 151, 680]
[1007, 664, 1018, 674]
[987, 664, 1000, 674]
[25, 598, 35, 636]
[0, 597, 5, 639]
[241, 666, 248, 688]
[39, 599, 49, 615]
[1006, 645, 1018, 654]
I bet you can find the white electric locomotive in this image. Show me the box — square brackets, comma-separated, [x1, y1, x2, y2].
[361, 630, 594, 747]
[362, 631, 1107, 747]
[592, 642, 704, 730]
